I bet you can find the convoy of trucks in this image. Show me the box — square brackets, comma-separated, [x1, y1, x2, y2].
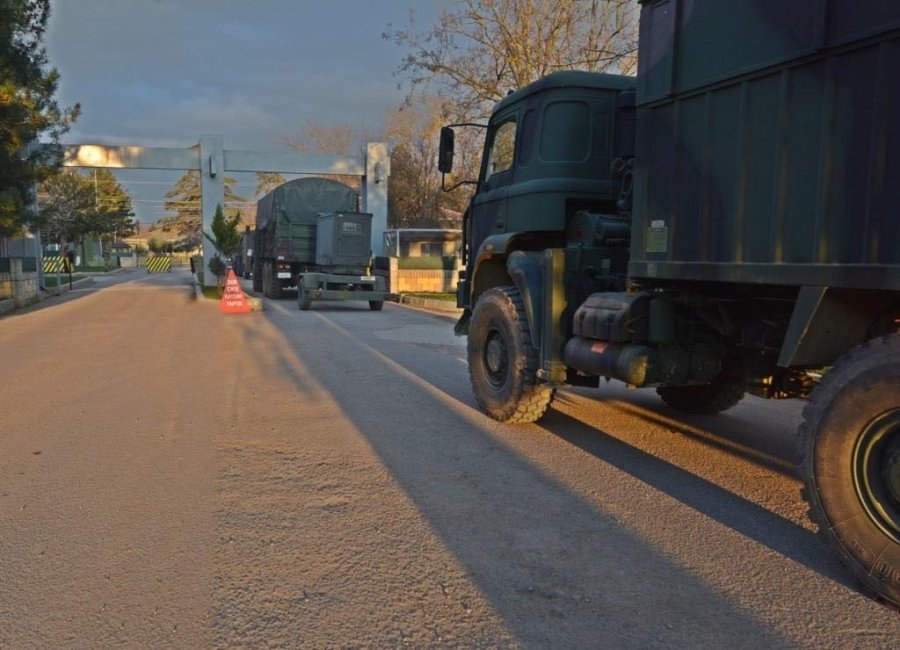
[250, 177, 387, 310]
[439, 1, 900, 604]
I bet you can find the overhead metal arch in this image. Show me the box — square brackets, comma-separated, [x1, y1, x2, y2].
[60, 135, 389, 286]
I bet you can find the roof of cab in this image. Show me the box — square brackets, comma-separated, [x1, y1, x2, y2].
[492, 70, 636, 115]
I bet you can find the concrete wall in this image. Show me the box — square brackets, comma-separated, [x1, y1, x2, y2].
[396, 269, 457, 293]
[380, 257, 458, 294]
[0, 258, 40, 311]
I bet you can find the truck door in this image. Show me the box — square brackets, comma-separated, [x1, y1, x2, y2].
[470, 115, 517, 257]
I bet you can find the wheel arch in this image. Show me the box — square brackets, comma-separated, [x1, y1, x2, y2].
[465, 231, 560, 342]
[778, 287, 900, 367]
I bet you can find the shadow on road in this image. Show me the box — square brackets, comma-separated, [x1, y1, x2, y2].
[246, 302, 840, 646]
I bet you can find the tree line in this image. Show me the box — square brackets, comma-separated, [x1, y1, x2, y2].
[2, 0, 638, 246]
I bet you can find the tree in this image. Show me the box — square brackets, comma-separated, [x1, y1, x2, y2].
[34, 169, 93, 245]
[383, 97, 470, 228]
[283, 120, 371, 157]
[384, 0, 638, 120]
[282, 121, 372, 194]
[35, 169, 135, 253]
[254, 171, 285, 197]
[159, 170, 244, 248]
[0, 0, 80, 236]
[204, 203, 241, 279]
[91, 168, 136, 248]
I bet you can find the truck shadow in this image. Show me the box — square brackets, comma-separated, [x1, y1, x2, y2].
[534, 403, 843, 580]
[366, 333, 849, 586]
[235, 303, 876, 645]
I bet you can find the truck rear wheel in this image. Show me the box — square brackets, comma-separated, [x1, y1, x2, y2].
[656, 374, 746, 414]
[369, 300, 384, 311]
[800, 333, 900, 606]
[467, 286, 554, 424]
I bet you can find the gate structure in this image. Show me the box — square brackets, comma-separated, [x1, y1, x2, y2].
[61, 135, 389, 286]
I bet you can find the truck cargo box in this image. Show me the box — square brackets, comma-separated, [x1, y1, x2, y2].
[255, 177, 358, 266]
[315, 212, 373, 268]
[631, 0, 900, 290]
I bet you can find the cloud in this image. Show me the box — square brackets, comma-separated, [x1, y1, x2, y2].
[46, 0, 442, 150]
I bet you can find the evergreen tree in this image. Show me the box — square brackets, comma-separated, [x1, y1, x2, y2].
[204, 203, 242, 278]
[160, 170, 244, 247]
[0, 0, 80, 236]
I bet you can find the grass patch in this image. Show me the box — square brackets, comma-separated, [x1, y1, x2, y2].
[200, 286, 221, 300]
[43, 274, 85, 287]
[405, 292, 456, 302]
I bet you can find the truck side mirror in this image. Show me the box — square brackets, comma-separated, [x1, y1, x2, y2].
[438, 127, 455, 173]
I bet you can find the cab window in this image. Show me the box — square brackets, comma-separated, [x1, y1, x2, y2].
[486, 119, 516, 179]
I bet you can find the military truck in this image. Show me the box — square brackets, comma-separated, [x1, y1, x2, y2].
[251, 177, 387, 310]
[439, 1, 900, 604]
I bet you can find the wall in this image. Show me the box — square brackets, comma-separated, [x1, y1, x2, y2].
[395, 269, 457, 293]
[0, 258, 40, 310]
[379, 256, 458, 294]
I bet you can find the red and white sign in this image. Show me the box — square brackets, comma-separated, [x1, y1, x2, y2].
[219, 269, 251, 314]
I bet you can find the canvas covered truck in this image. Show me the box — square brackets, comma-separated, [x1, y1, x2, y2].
[439, 1, 900, 604]
[251, 177, 387, 310]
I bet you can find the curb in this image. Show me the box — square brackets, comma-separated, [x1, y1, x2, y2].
[396, 295, 462, 314]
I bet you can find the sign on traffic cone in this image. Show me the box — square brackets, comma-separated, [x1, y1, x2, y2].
[220, 268, 251, 314]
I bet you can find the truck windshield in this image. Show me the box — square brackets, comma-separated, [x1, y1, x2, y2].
[486, 119, 516, 179]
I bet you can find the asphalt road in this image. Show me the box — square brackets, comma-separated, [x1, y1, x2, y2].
[1, 268, 898, 648]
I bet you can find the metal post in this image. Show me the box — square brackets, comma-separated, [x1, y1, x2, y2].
[199, 135, 225, 287]
[363, 143, 389, 257]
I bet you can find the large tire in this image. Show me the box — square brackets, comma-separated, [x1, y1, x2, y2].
[298, 283, 312, 310]
[252, 261, 263, 293]
[800, 333, 900, 606]
[656, 374, 746, 414]
[369, 300, 384, 311]
[261, 262, 272, 297]
[467, 286, 554, 423]
[269, 268, 283, 300]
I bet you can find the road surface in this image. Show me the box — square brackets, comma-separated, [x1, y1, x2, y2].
[0, 269, 897, 648]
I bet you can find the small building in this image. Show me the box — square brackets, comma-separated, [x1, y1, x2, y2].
[383, 229, 462, 259]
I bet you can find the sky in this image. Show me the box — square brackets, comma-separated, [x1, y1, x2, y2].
[44, 0, 446, 225]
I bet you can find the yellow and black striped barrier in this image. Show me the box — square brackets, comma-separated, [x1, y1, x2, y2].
[145, 256, 172, 273]
[42, 257, 72, 273]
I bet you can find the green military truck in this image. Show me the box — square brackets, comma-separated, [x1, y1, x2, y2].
[440, 1, 900, 604]
[251, 177, 387, 310]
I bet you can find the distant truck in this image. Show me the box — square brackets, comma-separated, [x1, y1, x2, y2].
[251, 177, 387, 310]
[439, 1, 900, 604]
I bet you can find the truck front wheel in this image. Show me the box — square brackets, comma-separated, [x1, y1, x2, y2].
[656, 374, 746, 414]
[800, 333, 900, 605]
[467, 286, 553, 424]
[298, 283, 312, 310]
[269, 269, 283, 299]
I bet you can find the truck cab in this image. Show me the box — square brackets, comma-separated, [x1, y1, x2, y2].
[454, 71, 636, 319]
